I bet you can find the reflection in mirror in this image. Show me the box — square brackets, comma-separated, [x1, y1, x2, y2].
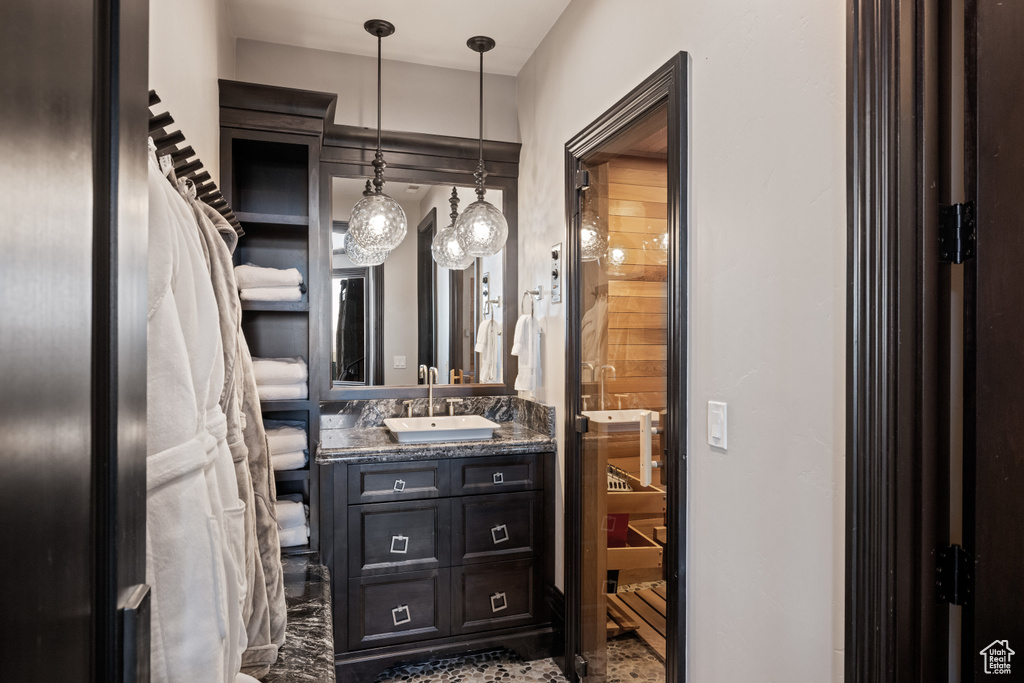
[331, 177, 504, 387]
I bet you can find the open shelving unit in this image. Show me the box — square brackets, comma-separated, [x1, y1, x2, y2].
[219, 80, 337, 556]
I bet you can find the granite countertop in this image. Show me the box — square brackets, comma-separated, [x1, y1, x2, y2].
[317, 421, 555, 464]
[262, 555, 335, 683]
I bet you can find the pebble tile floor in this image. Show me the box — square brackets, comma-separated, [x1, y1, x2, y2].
[372, 583, 667, 683]
[371, 639, 665, 683]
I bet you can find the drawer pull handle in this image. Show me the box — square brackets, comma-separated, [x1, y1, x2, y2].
[393, 479, 406, 492]
[493, 472, 504, 484]
[491, 524, 510, 544]
[390, 534, 409, 554]
[491, 592, 508, 613]
[391, 604, 411, 626]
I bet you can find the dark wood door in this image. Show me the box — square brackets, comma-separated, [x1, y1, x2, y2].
[0, 0, 149, 680]
[963, 1, 1024, 677]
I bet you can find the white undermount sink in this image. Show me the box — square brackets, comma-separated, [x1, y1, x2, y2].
[582, 409, 661, 433]
[383, 415, 500, 443]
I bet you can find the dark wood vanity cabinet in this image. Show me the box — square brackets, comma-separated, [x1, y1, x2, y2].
[327, 451, 556, 681]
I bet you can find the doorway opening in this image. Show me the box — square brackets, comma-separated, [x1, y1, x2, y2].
[564, 53, 689, 683]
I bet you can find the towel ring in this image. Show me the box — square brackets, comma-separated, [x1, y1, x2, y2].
[521, 286, 543, 315]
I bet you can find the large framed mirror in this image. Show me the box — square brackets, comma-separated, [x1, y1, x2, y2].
[316, 124, 520, 399]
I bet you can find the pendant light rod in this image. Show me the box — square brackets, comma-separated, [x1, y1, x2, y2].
[467, 36, 495, 201]
[365, 20, 395, 194]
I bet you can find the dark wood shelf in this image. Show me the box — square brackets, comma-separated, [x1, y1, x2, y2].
[241, 300, 309, 312]
[235, 211, 309, 227]
[260, 399, 311, 412]
[274, 469, 310, 482]
[280, 545, 314, 557]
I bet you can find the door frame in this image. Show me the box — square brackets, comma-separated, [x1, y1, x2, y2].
[845, 0, 950, 679]
[563, 52, 690, 683]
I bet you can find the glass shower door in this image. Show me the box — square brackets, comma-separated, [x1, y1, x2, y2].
[576, 101, 670, 682]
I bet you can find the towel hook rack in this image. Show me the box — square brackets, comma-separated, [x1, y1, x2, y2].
[484, 294, 501, 318]
[521, 286, 543, 315]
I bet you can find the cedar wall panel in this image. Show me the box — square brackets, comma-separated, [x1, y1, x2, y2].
[602, 156, 668, 411]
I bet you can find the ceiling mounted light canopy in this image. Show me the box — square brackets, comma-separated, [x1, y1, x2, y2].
[432, 187, 475, 270]
[455, 36, 508, 258]
[348, 19, 408, 255]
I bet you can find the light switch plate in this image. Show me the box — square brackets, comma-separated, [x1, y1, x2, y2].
[707, 401, 727, 449]
[550, 243, 562, 303]
[394, 355, 406, 369]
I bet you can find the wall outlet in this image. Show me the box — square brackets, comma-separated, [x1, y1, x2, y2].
[394, 356, 406, 369]
[707, 401, 728, 449]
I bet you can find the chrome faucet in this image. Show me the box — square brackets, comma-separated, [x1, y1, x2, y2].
[419, 365, 439, 416]
[598, 364, 617, 410]
[581, 361, 596, 382]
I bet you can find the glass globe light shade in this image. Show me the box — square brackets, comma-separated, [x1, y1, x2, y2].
[641, 231, 669, 266]
[349, 192, 408, 252]
[344, 231, 388, 266]
[432, 223, 474, 270]
[603, 233, 632, 276]
[580, 207, 607, 262]
[455, 199, 508, 257]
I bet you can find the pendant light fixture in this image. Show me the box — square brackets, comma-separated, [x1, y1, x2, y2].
[349, 20, 407, 254]
[432, 187, 475, 270]
[345, 181, 389, 266]
[580, 186, 607, 262]
[455, 36, 508, 258]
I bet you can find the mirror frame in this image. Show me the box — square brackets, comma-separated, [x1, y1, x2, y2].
[316, 123, 520, 400]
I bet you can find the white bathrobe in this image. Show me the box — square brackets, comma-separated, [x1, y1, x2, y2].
[146, 149, 247, 683]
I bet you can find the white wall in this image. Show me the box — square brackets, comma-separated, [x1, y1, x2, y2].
[149, 0, 236, 184]
[517, 1, 846, 681]
[235, 39, 519, 142]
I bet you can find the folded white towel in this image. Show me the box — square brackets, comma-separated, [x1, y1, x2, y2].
[475, 318, 501, 383]
[252, 357, 308, 385]
[278, 524, 309, 548]
[271, 450, 307, 471]
[239, 286, 302, 302]
[276, 499, 307, 529]
[266, 425, 308, 455]
[511, 314, 542, 393]
[234, 263, 303, 289]
[257, 382, 307, 402]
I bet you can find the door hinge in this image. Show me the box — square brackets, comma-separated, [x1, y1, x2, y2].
[575, 169, 590, 190]
[574, 654, 589, 678]
[937, 544, 972, 605]
[575, 414, 590, 433]
[938, 201, 976, 264]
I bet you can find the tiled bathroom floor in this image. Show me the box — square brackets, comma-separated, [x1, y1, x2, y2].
[371, 635, 665, 683]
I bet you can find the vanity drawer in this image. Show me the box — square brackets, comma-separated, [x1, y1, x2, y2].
[450, 453, 542, 495]
[348, 569, 450, 650]
[452, 491, 541, 565]
[349, 460, 449, 503]
[451, 560, 541, 635]
[349, 500, 450, 576]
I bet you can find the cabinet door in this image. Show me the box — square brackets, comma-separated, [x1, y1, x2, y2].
[349, 460, 449, 503]
[349, 499, 450, 576]
[348, 569, 450, 650]
[450, 453, 541, 495]
[452, 492, 542, 565]
[451, 560, 541, 635]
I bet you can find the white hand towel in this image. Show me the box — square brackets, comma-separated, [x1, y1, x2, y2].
[234, 263, 303, 289]
[276, 499, 307, 529]
[278, 524, 309, 548]
[265, 425, 308, 454]
[271, 450, 308, 471]
[239, 286, 303, 302]
[256, 382, 308, 402]
[511, 314, 542, 393]
[475, 318, 501, 383]
[252, 357, 308, 385]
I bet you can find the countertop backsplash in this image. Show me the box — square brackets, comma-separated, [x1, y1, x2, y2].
[320, 396, 555, 438]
